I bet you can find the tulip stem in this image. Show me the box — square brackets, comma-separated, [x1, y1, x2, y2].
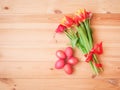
[84, 19, 93, 48]
[84, 19, 103, 72]
[76, 26, 99, 75]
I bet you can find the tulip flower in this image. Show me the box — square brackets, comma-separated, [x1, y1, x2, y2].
[73, 15, 82, 25]
[56, 24, 67, 33]
[61, 16, 74, 27]
[75, 9, 92, 23]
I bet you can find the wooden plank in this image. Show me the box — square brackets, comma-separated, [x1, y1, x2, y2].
[0, 47, 120, 61]
[0, 0, 120, 14]
[0, 26, 119, 42]
[0, 14, 120, 26]
[0, 27, 119, 61]
[0, 61, 119, 79]
[0, 78, 119, 90]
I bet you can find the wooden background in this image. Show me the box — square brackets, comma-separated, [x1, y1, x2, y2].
[0, 0, 120, 90]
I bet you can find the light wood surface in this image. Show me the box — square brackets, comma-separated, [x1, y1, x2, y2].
[0, 0, 120, 90]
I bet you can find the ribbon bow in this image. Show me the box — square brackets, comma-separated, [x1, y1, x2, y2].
[85, 42, 103, 67]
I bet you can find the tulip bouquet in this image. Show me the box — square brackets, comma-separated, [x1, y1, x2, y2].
[55, 9, 103, 75]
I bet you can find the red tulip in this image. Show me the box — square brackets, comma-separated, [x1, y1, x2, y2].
[86, 11, 92, 19]
[55, 24, 67, 33]
[75, 8, 92, 22]
[61, 16, 74, 27]
[73, 15, 82, 25]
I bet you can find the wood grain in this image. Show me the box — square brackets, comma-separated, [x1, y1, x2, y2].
[0, 61, 120, 79]
[0, 79, 119, 90]
[0, 0, 120, 90]
[0, 0, 120, 14]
